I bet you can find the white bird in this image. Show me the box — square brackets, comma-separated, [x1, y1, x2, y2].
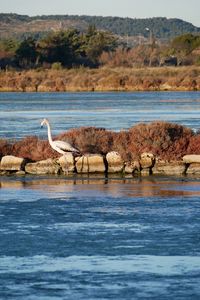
[40, 118, 80, 155]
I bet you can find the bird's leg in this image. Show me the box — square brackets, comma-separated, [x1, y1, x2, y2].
[64, 154, 69, 175]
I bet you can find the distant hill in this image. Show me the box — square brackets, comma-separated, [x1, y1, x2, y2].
[0, 13, 200, 40]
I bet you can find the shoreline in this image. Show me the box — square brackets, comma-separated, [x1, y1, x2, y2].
[0, 66, 200, 92]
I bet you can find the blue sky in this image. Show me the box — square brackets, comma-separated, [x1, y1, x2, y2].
[1, 0, 200, 27]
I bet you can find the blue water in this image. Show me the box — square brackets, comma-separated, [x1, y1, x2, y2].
[0, 176, 200, 299]
[0, 91, 200, 139]
[0, 92, 200, 299]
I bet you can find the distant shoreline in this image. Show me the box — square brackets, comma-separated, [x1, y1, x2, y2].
[0, 66, 200, 92]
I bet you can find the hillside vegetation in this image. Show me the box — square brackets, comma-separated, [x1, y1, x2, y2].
[0, 27, 200, 70]
[0, 15, 200, 92]
[0, 13, 199, 40]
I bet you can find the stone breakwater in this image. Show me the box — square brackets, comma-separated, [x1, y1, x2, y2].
[1, 152, 200, 177]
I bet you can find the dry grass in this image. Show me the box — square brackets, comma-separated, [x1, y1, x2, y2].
[0, 66, 200, 92]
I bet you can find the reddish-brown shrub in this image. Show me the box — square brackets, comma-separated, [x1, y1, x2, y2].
[57, 127, 114, 154]
[11, 136, 57, 161]
[187, 134, 200, 154]
[127, 121, 193, 160]
[0, 139, 12, 158]
[0, 122, 196, 163]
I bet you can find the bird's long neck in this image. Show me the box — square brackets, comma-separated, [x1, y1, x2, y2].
[46, 121, 53, 144]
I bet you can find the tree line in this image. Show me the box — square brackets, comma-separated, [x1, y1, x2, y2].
[0, 30, 200, 70]
[1, 13, 200, 39]
[0, 26, 117, 69]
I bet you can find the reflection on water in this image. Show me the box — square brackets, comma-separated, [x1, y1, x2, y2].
[0, 175, 200, 299]
[1, 175, 200, 198]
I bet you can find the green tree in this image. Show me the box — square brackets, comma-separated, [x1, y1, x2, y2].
[15, 37, 37, 68]
[0, 38, 18, 53]
[170, 34, 200, 65]
[171, 34, 200, 55]
[37, 29, 82, 67]
[83, 27, 117, 66]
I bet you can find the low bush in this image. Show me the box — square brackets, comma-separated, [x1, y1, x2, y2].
[0, 139, 12, 157]
[0, 121, 199, 163]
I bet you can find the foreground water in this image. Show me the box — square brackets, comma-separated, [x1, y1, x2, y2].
[0, 91, 200, 139]
[0, 91, 200, 299]
[0, 175, 200, 299]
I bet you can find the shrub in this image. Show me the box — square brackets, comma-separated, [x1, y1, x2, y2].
[0, 139, 12, 158]
[11, 136, 56, 161]
[57, 127, 114, 154]
[51, 62, 63, 70]
[127, 121, 193, 160]
[0, 122, 197, 163]
[187, 134, 200, 154]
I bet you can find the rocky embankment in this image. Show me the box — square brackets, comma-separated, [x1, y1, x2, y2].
[1, 152, 200, 177]
[0, 66, 200, 92]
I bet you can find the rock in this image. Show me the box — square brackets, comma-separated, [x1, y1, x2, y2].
[0, 170, 10, 175]
[140, 152, 155, 169]
[0, 155, 26, 171]
[141, 168, 151, 176]
[124, 163, 134, 174]
[16, 171, 26, 175]
[106, 151, 124, 173]
[186, 163, 200, 175]
[183, 155, 200, 164]
[57, 153, 75, 173]
[124, 161, 140, 174]
[76, 154, 106, 173]
[152, 160, 186, 175]
[25, 159, 61, 174]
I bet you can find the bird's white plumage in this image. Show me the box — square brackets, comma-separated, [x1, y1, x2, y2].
[52, 140, 78, 153]
[40, 118, 79, 155]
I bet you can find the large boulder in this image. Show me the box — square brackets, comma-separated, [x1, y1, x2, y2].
[0, 155, 27, 171]
[186, 163, 200, 175]
[140, 152, 155, 169]
[183, 155, 200, 164]
[57, 153, 76, 173]
[152, 160, 186, 175]
[76, 154, 106, 173]
[106, 151, 124, 173]
[25, 159, 61, 175]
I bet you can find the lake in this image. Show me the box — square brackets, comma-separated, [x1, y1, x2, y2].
[0, 91, 200, 139]
[0, 91, 200, 299]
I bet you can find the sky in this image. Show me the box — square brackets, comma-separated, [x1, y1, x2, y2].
[1, 0, 200, 27]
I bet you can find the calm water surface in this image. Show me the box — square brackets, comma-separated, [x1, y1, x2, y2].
[0, 91, 200, 139]
[0, 92, 200, 299]
[0, 175, 200, 299]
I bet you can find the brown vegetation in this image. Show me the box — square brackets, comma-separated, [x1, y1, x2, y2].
[0, 66, 200, 92]
[1, 121, 200, 163]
